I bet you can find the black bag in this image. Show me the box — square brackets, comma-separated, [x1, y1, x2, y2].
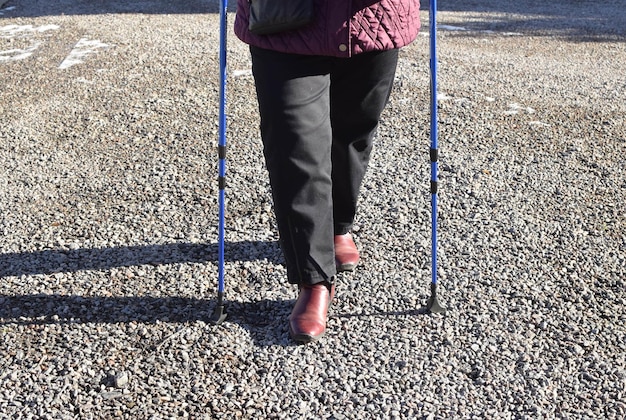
[248, 0, 314, 35]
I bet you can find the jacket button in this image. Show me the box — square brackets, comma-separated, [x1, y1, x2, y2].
[338, 44, 347, 52]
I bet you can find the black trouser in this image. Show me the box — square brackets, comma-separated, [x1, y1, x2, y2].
[250, 46, 399, 285]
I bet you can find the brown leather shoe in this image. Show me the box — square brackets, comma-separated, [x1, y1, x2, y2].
[334, 233, 360, 272]
[289, 282, 335, 343]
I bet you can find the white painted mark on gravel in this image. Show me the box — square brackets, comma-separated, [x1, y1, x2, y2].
[0, 24, 59, 38]
[59, 38, 112, 69]
[439, 25, 469, 31]
[232, 69, 252, 77]
[504, 102, 535, 115]
[0, 43, 40, 62]
[0, 24, 60, 62]
[481, 30, 524, 36]
[419, 25, 522, 37]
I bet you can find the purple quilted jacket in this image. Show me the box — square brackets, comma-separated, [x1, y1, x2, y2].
[233, 0, 421, 58]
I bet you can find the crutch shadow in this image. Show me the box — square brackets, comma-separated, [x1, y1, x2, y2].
[0, 293, 298, 347]
[334, 307, 431, 319]
[0, 294, 215, 325]
[0, 240, 283, 278]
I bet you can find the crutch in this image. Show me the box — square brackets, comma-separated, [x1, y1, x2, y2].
[211, 0, 228, 324]
[426, 0, 446, 314]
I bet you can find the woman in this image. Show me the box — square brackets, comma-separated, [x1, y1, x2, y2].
[234, 0, 421, 343]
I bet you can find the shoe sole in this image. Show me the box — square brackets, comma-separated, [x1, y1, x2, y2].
[289, 327, 323, 344]
[336, 261, 358, 272]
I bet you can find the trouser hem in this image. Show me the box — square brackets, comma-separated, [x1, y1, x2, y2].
[287, 266, 337, 286]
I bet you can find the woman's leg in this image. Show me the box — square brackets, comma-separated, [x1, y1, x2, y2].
[329, 49, 399, 234]
[250, 46, 337, 285]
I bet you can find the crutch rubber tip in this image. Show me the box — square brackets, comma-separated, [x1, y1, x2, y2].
[426, 283, 447, 314]
[427, 294, 447, 314]
[210, 305, 227, 325]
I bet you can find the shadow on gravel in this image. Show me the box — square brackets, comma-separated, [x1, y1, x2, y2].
[0, 294, 436, 346]
[5, 0, 624, 41]
[0, 240, 282, 277]
[335, 308, 430, 318]
[423, 0, 626, 42]
[0, 241, 310, 346]
[0, 294, 216, 324]
[0, 293, 298, 346]
[4, 0, 623, 41]
[1, 0, 227, 16]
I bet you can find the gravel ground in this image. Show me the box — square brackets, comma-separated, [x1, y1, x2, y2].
[1, 0, 625, 418]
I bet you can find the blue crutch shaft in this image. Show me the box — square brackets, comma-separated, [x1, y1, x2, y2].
[212, 0, 228, 324]
[429, 0, 439, 287]
[427, 0, 446, 314]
